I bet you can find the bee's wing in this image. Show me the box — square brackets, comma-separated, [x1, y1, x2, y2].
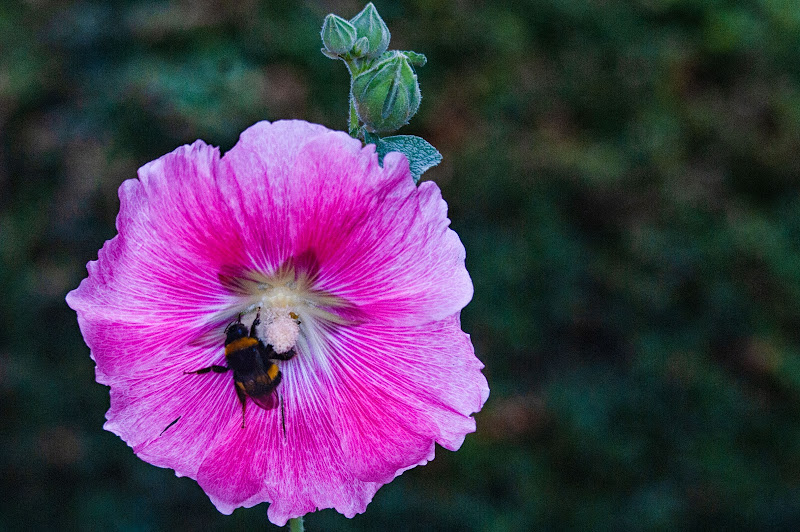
[251, 392, 279, 411]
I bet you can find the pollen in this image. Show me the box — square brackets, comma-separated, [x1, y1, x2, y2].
[264, 307, 300, 354]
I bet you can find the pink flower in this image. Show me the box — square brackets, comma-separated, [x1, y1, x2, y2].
[66, 120, 488, 525]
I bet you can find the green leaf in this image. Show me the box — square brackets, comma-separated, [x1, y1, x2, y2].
[371, 134, 442, 184]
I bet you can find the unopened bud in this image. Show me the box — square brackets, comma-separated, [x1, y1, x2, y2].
[352, 51, 421, 133]
[349, 3, 390, 58]
[321, 14, 357, 56]
[351, 36, 371, 58]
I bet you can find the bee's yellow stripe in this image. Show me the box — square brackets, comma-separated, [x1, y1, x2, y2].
[225, 337, 258, 356]
[267, 364, 279, 380]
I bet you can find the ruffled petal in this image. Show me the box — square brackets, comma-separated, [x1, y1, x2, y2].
[263, 360, 386, 525]
[196, 396, 284, 513]
[103, 352, 239, 479]
[216, 120, 332, 274]
[66, 140, 244, 382]
[323, 313, 487, 482]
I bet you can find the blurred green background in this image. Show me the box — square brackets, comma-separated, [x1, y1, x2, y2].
[3, 0, 800, 529]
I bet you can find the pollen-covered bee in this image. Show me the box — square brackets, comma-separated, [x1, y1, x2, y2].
[185, 311, 296, 428]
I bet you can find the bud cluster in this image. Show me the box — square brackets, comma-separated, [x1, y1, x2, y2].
[321, 3, 425, 134]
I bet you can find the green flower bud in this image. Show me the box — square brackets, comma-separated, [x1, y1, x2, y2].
[351, 36, 371, 58]
[349, 3, 390, 58]
[321, 14, 357, 56]
[352, 51, 421, 133]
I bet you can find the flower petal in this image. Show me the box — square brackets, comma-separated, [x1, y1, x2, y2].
[196, 396, 284, 514]
[104, 355, 239, 480]
[66, 140, 244, 382]
[323, 313, 488, 482]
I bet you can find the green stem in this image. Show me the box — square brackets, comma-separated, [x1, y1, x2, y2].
[348, 94, 359, 138]
[288, 516, 305, 532]
[343, 57, 368, 138]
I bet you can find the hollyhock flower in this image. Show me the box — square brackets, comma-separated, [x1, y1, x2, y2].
[66, 120, 488, 526]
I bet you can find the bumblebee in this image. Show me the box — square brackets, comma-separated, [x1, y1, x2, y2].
[185, 311, 296, 428]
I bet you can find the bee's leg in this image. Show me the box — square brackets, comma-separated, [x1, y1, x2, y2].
[184, 365, 229, 375]
[159, 416, 181, 437]
[271, 347, 296, 361]
[235, 381, 247, 428]
[249, 308, 262, 337]
[280, 392, 287, 439]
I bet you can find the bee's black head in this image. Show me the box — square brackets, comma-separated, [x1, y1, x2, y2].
[225, 322, 249, 345]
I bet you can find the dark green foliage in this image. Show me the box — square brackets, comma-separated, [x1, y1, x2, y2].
[3, 0, 800, 529]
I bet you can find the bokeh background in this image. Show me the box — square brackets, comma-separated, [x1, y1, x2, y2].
[3, 0, 800, 529]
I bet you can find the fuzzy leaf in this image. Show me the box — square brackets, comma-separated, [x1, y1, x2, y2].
[372, 134, 441, 184]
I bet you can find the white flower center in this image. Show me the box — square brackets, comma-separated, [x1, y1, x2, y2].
[216, 262, 357, 361]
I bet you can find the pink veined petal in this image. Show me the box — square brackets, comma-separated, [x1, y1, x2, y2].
[323, 313, 488, 483]
[103, 352, 239, 479]
[67, 140, 245, 383]
[196, 396, 284, 513]
[215, 120, 332, 274]
[260, 349, 388, 526]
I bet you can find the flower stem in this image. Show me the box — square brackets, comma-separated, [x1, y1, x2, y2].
[349, 92, 359, 138]
[288, 516, 305, 532]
